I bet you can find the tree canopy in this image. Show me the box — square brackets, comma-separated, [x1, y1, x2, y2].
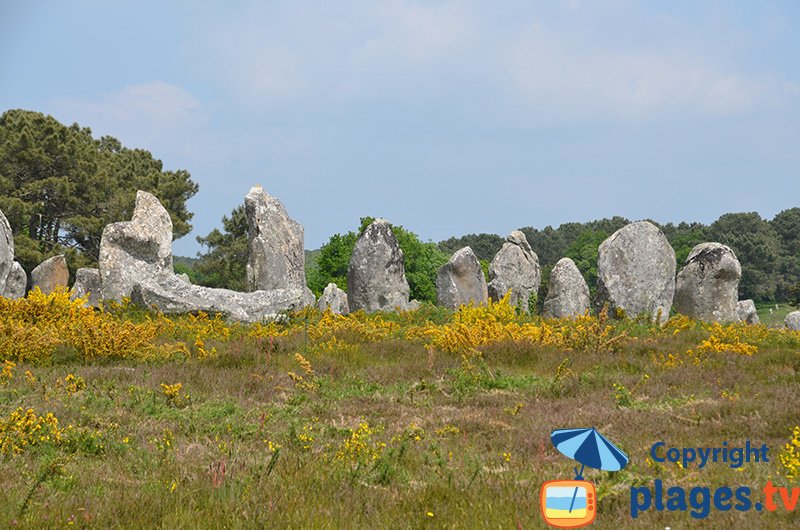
[0, 109, 198, 277]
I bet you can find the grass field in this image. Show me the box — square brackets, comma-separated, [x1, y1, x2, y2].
[0, 290, 799, 528]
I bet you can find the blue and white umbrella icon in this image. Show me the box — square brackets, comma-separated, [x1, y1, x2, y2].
[550, 427, 629, 513]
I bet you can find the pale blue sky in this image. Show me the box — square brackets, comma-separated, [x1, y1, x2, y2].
[2, 1, 799, 256]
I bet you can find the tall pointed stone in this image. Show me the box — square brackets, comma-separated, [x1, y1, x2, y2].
[347, 219, 410, 312]
[99, 191, 174, 301]
[244, 185, 306, 292]
[487, 230, 540, 313]
[436, 247, 488, 309]
[31, 254, 69, 295]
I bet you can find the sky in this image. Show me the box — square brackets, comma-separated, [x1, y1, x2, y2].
[1, 0, 799, 256]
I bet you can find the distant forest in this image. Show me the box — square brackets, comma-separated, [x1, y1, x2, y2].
[2, 109, 798, 305]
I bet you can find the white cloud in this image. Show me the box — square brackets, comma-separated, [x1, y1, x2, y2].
[504, 24, 798, 120]
[47, 81, 217, 165]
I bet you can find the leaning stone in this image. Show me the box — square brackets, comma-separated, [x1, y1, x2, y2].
[736, 300, 759, 325]
[436, 247, 488, 309]
[99, 191, 173, 301]
[786, 311, 800, 331]
[487, 230, 540, 313]
[31, 255, 69, 295]
[244, 185, 306, 292]
[673, 243, 741, 323]
[347, 219, 410, 312]
[596, 221, 675, 324]
[542, 258, 590, 318]
[130, 274, 308, 322]
[71, 268, 102, 307]
[316, 283, 349, 314]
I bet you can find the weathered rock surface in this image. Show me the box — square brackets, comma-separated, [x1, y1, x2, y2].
[736, 299, 759, 325]
[99, 191, 173, 301]
[177, 273, 191, 284]
[674, 243, 741, 323]
[487, 230, 540, 312]
[0, 209, 13, 292]
[245, 185, 306, 292]
[542, 258, 590, 318]
[0, 209, 27, 299]
[3, 262, 26, 299]
[131, 275, 307, 322]
[436, 247, 488, 309]
[316, 283, 349, 314]
[347, 219, 410, 312]
[71, 268, 102, 306]
[31, 255, 69, 295]
[786, 311, 800, 331]
[596, 221, 676, 324]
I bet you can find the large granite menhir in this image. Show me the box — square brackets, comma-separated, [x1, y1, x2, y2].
[487, 230, 540, 313]
[596, 221, 676, 324]
[436, 246, 487, 309]
[245, 185, 306, 292]
[99, 191, 174, 302]
[347, 219, 410, 312]
[674, 243, 741, 323]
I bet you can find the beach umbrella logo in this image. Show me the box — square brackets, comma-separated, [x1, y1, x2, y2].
[540, 427, 629, 529]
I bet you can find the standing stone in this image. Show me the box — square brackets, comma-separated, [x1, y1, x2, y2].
[31, 255, 69, 295]
[244, 185, 305, 292]
[786, 311, 800, 331]
[436, 247, 487, 309]
[3, 262, 26, 299]
[736, 300, 759, 325]
[543, 258, 590, 318]
[596, 221, 676, 324]
[316, 283, 349, 314]
[0, 209, 14, 293]
[347, 219, 410, 312]
[487, 230, 540, 313]
[71, 268, 102, 307]
[99, 191, 174, 302]
[673, 243, 741, 323]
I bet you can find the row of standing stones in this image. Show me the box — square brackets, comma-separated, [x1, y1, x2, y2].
[0, 187, 797, 329]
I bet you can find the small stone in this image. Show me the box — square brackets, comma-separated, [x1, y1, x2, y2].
[436, 247, 488, 309]
[3, 262, 27, 299]
[31, 255, 69, 295]
[786, 311, 800, 331]
[736, 300, 759, 325]
[71, 268, 102, 307]
[316, 283, 349, 314]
